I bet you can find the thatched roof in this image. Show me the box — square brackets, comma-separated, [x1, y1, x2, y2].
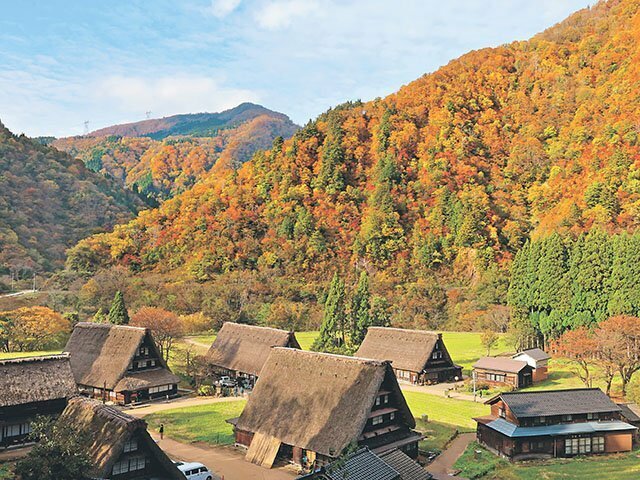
[60, 396, 183, 479]
[0, 354, 77, 408]
[235, 348, 415, 457]
[64, 322, 174, 391]
[205, 322, 301, 376]
[356, 327, 443, 373]
[114, 368, 180, 392]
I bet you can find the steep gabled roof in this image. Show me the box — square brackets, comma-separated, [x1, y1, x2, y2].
[235, 348, 415, 457]
[64, 322, 172, 390]
[355, 327, 443, 373]
[473, 357, 529, 374]
[60, 397, 183, 479]
[512, 348, 551, 362]
[205, 322, 300, 377]
[489, 388, 621, 418]
[0, 354, 77, 408]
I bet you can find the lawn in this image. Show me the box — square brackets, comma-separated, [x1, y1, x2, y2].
[415, 418, 458, 452]
[454, 442, 640, 480]
[440, 332, 511, 372]
[403, 390, 489, 430]
[144, 399, 246, 445]
[295, 331, 318, 350]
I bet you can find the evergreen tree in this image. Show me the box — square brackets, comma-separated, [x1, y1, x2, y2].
[608, 232, 640, 316]
[93, 307, 107, 323]
[312, 273, 346, 351]
[108, 290, 129, 325]
[315, 115, 345, 194]
[370, 295, 392, 328]
[350, 271, 371, 346]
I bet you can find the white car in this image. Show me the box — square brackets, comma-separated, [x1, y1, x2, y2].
[175, 461, 214, 480]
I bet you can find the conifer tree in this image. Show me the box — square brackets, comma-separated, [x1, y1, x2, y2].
[93, 307, 107, 323]
[108, 290, 129, 325]
[312, 273, 346, 351]
[350, 271, 371, 346]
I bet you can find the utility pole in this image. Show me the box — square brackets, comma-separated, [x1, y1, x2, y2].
[32, 272, 36, 291]
[145, 111, 152, 119]
[473, 369, 477, 402]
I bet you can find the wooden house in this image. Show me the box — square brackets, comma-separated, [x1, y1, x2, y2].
[617, 403, 640, 442]
[60, 396, 184, 479]
[229, 348, 422, 470]
[475, 389, 637, 460]
[205, 322, 300, 384]
[473, 357, 534, 389]
[512, 348, 550, 382]
[355, 327, 462, 385]
[0, 354, 77, 449]
[64, 322, 180, 405]
[296, 447, 432, 480]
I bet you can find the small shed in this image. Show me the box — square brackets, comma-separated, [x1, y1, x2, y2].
[473, 357, 533, 389]
[512, 348, 550, 382]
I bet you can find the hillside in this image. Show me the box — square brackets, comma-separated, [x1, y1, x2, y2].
[53, 105, 298, 201]
[0, 122, 143, 274]
[69, 0, 640, 328]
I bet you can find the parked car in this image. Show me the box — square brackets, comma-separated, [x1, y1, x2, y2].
[218, 375, 237, 387]
[175, 461, 214, 480]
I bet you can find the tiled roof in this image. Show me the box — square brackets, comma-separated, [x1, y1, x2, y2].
[473, 357, 529, 374]
[324, 448, 400, 480]
[618, 403, 640, 423]
[484, 417, 636, 438]
[512, 348, 550, 362]
[498, 388, 621, 418]
[379, 449, 432, 480]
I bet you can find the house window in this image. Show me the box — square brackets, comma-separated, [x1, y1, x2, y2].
[390, 412, 395, 421]
[375, 397, 381, 406]
[112, 457, 146, 475]
[3, 422, 31, 438]
[487, 373, 506, 382]
[432, 351, 443, 360]
[129, 456, 146, 471]
[587, 413, 598, 420]
[372, 416, 383, 426]
[383, 394, 389, 404]
[498, 407, 506, 419]
[565, 438, 579, 455]
[139, 346, 149, 356]
[123, 438, 138, 453]
[593, 436, 605, 453]
[562, 415, 573, 422]
[578, 437, 591, 454]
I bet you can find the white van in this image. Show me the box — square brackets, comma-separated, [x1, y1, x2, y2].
[175, 461, 215, 480]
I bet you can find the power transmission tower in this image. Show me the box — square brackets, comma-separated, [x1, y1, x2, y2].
[146, 111, 152, 119]
[84, 120, 90, 135]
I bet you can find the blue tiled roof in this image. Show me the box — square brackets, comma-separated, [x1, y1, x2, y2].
[486, 418, 637, 438]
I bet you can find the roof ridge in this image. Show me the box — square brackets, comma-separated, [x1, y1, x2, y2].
[501, 387, 602, 396]
[271, 347, 388, 366]
[222, 322, 293, 334]
[368, 326, 440, 335]
[75, 322, 147, 332]
[0, 352, 70, 365]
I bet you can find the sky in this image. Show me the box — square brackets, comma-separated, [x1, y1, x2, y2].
[0, 0, 593, 137]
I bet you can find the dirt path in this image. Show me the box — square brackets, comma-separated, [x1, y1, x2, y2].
[426, 432, 475, 479]
[151, 434, 297, 480]
[123, 396, 245, 417]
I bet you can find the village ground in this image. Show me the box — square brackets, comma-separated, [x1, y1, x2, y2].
[2, 330, 639, 479]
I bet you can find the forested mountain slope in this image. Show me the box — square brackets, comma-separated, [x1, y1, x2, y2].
[69, 0, 640, 328]
[0, 122, 143, 273]
[53, 104, 298, 202]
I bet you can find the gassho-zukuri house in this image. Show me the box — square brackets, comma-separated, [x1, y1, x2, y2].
[64, 322, 180, 405]
[355, 327, 462, 385]
[60, 396, 184, 480]
[0, 354, 77, 449]
[475, 388, 637, 460]
[228, 348, 422, 470]
[205, 322, 300, 384]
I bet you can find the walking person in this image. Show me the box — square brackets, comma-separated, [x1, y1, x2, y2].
[159, 423, 164, 440]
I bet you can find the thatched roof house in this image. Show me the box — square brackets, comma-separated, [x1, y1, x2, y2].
[64, 322, 180, 405]
[205, 322, 300, 378]
[0, 354, 77, 448]
[355, 327, 462, 385]
[60, 396, 183, 479]
[232, 348, 421, 469]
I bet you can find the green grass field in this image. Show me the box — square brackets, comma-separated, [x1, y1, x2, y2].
[0, 463, 14, 480]
[440, 332, 511, 372]
[295, 331, 318, 350]
[144, 399, 246, 445]
[404, 390, 489, 430]
[455, 442, 640, 480]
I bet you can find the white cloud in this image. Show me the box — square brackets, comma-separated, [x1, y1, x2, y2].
[210, 0, 242, 18]
[94, 74, 260, 119]
[256, 0, 322, 30]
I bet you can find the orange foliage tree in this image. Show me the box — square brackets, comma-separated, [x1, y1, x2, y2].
[0, 307, 71, 352]
[131, 307, 183, 361]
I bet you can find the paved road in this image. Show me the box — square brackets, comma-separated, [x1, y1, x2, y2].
[0, 289, 37, 298]
[426, 433, 475, 480]
[151, 434, 297, 480]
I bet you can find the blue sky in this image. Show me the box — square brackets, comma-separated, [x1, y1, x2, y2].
[0, 0, 592, 137]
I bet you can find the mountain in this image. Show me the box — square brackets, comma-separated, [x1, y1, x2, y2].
[68, 0, 640, 328]
[0, 122, 143, 273]
[53, 104, 298, 202]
